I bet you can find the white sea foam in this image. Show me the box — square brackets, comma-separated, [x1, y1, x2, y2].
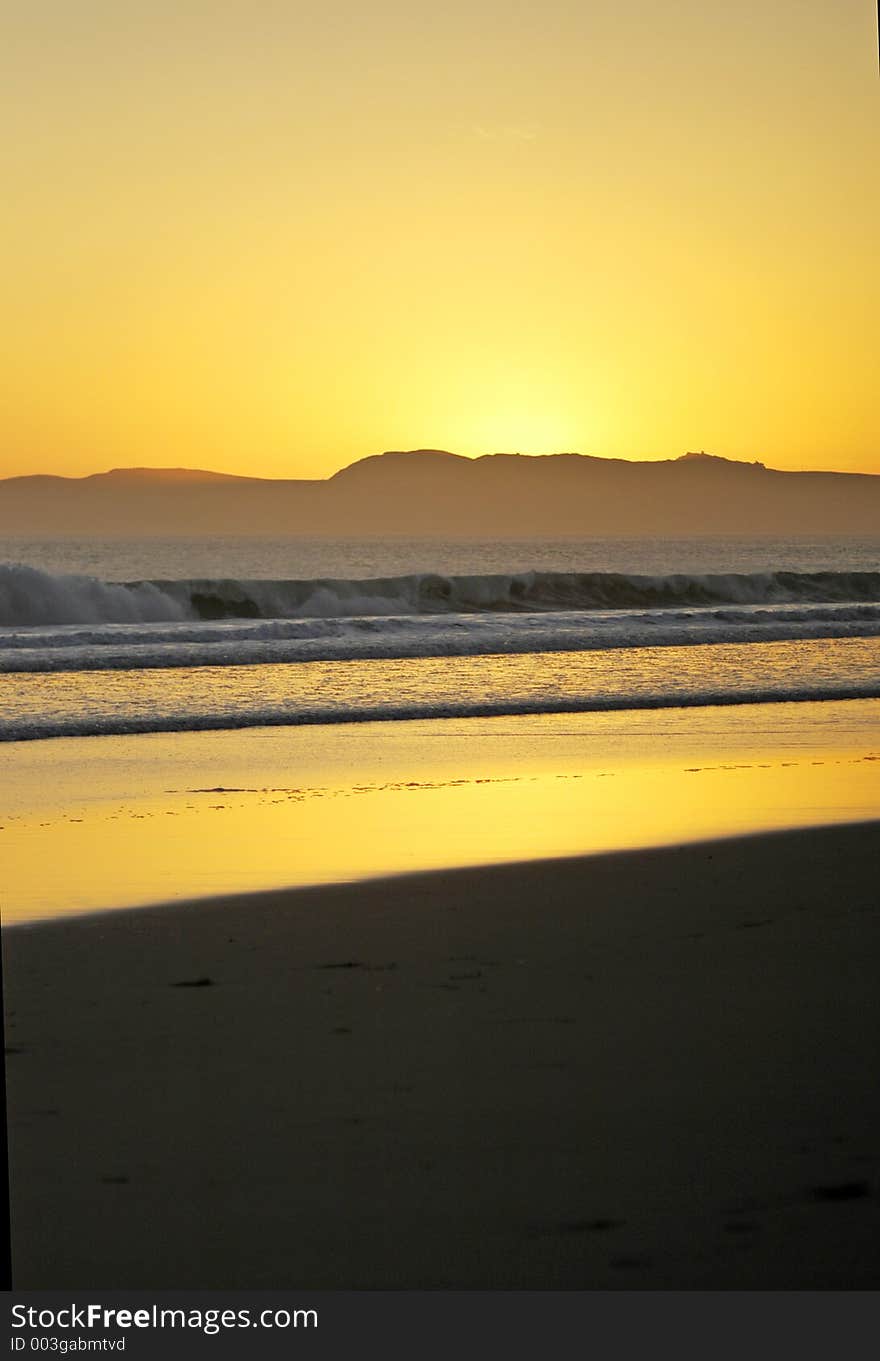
[0, 564, 189, 626]
[3, 682, 879, 743]
[2, 634, 878, 742]
[2, 553, 878, 742]
[0, 606, 879, 673]
[2, 563, 880, 628]
[1, 564, 879, 675]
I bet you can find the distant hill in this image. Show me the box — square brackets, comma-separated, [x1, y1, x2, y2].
[1, 450, 878, 536]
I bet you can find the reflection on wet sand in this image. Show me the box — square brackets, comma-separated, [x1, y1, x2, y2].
[3, 699, 878, 924]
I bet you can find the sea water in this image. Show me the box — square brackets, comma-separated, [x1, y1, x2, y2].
[1, 534, 878, 741]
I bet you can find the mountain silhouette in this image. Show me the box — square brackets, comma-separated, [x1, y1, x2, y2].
[1, 450, 877, 536]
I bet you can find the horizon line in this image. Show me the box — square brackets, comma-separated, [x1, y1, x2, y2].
[4, 448, 879, 483]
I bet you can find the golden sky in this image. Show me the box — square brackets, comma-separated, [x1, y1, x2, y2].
[3, 1, 879, 480]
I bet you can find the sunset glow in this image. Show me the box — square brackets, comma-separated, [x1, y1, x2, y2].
[3, 1, 879, 479]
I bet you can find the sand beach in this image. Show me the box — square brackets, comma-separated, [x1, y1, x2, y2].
[5, 0, 880, 1311]
[5, 819, 879, 1288]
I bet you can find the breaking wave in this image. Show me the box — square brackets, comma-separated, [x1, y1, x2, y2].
[2, 563, 880, 627]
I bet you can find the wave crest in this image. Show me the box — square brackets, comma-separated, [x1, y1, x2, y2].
[2, 564, 879, 628]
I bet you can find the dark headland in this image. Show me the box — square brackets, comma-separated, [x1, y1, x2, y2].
[2, 450, 879, 535]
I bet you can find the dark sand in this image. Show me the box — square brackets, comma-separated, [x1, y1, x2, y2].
[4, 823, 880, 1288]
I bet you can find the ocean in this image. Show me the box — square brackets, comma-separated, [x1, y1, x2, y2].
[1, 534, 879, 742]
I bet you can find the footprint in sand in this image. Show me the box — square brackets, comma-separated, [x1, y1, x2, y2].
[809, 1181, 872, 1203]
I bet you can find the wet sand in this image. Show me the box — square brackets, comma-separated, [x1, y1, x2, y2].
[4, 822, 880, 1288]
[4, 698, 879, 925]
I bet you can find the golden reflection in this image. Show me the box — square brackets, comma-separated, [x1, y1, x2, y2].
[3, 707, 878, 924]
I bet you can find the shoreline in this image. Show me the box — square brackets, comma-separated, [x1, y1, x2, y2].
[4, 697, 879, 926]
[4, 669, 880, 746]
[5, 821, 880, 1288]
